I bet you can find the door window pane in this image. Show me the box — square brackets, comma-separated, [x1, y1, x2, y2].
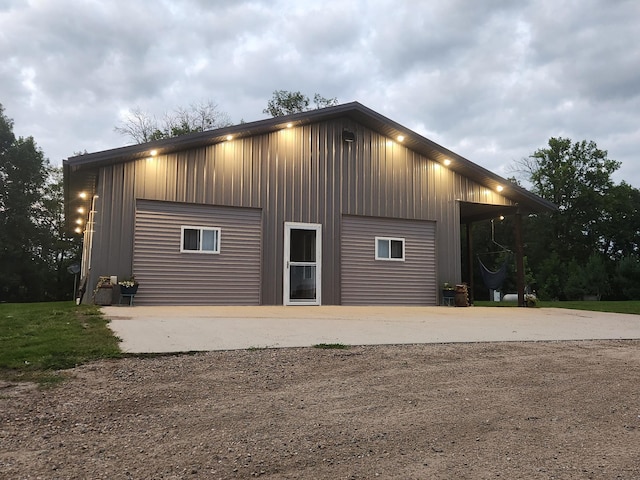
[290, 229, 316, 262]
[290, 265, 316, 300]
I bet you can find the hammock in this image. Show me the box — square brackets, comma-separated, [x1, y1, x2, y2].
[478, 256, 509, 290]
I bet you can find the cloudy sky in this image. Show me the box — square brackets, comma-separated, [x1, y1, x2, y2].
[1, 0, 639, 187]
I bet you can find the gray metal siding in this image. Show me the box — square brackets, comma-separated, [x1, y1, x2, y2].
[341, 215, 437, 305]
[87, 117, 516, 305]
[133, 200, 262, 305]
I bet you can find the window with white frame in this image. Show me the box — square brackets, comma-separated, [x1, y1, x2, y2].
[375, 236, 405, 261]
[181, 226, 220, 253]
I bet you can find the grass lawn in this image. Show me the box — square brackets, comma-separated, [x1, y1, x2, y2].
[0, 302, 121, 385]
[475, 299, 640, 315]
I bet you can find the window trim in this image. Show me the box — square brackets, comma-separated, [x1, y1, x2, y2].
[375, 236, 405, 261]
[180, 226, 221, 254]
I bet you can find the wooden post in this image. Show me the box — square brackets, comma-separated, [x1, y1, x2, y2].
[514, 211, 525, 306]
[466, 222, 474, 305]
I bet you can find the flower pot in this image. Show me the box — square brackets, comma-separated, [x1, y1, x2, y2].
[120, 285, 139, 295]
[94, 286, 113, 306]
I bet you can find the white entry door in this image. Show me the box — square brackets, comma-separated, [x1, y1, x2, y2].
[284, 222, 322, 305]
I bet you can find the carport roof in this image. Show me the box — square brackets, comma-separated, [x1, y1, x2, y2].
[64, 101, 556, 221]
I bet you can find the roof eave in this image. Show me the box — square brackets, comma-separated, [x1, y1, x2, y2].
[65, 101, 557, 214]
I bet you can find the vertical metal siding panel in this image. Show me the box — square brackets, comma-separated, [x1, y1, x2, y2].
[134, 200, 262, 305]
[86, 164, 134, 299]
[341, 215, 437, 305]
[260, 134, 279, 304]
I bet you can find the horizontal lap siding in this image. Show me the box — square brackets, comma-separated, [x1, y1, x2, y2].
[134, 200, 262, 305]
[341, 215, 437, 305]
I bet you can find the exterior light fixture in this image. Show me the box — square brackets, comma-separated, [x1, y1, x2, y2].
[74, 227, 82, 234]
[75, 218, 83, 225]
[226, 135, 233, 141]
[77, 207, 85, 214]
[443, 159, 451, 166]
[342, 129, 356, 143]
[149, 149, 158, 156]
[496, 185, 504, 192]
[286, 123, 293, 128]
[499, 215, 505, 221]
[79, 192, 87, 199]
[397, 135, 405, 142]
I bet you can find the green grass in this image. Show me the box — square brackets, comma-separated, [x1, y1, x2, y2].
[313, 343, 349, 349]
[537, 300, 640, 315]
[0, 302, 121, 386]
[475, 300, 640, 315]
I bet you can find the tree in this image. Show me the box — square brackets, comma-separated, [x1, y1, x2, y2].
[115, 99, 232, 144]
[0, 104, 79, 302]
[512, 137, 636, 299]
[0, 104, 49, 301]
[615, 255, 640, 299]
[522, 138, 620, 262]
[598, 181, 640, 259]
[263, 90, 338, 117]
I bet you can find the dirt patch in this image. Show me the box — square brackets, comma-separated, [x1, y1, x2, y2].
[1, 340, 639, 479]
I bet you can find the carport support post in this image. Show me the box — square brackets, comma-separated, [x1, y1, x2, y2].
[466, 222, 474, 305]
[514, 211, 525, 306]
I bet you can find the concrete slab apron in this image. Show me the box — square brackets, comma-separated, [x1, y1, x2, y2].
[103, 306, 640, 354]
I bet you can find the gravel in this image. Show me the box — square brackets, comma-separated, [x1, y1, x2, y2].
[1, 340, 639, 479]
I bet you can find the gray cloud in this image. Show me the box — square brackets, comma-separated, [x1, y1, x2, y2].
[0, 0, 638, 186]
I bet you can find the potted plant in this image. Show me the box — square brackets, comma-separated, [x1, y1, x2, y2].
[93, 276, 114, 306]
[118, 276, 139, 296]
[442, 282, 455, 305]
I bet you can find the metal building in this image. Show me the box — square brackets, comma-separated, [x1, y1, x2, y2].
[64, 102, 555, 306]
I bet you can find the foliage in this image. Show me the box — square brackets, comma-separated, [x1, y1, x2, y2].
[0, 302, 121, 385]
[115, 99, 233, 144]
[598, 182, 640, 258]
[263, 90, 338, 117]
[614, 255, 640, 300]
[0, 104, 80, 302]
[506, 137, 640, 300]
[118, 276, 138, 288]
[523, 137, 621, 264]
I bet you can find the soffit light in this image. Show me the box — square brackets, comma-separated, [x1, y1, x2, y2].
[443, 159, 451, 166]
[396, 135, 405, 142]
[149, 149, 158, 156]
[226, 135, 233, 141]
[496, 185, 504, 192]
[286, 123, 293, 128]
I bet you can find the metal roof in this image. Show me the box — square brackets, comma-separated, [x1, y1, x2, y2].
[64, 101, 556, 221]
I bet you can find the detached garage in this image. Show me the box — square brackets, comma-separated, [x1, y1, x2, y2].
[64, 102, 556, 306]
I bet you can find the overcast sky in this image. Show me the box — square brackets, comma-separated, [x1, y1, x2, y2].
[1, 0, 639, 187]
